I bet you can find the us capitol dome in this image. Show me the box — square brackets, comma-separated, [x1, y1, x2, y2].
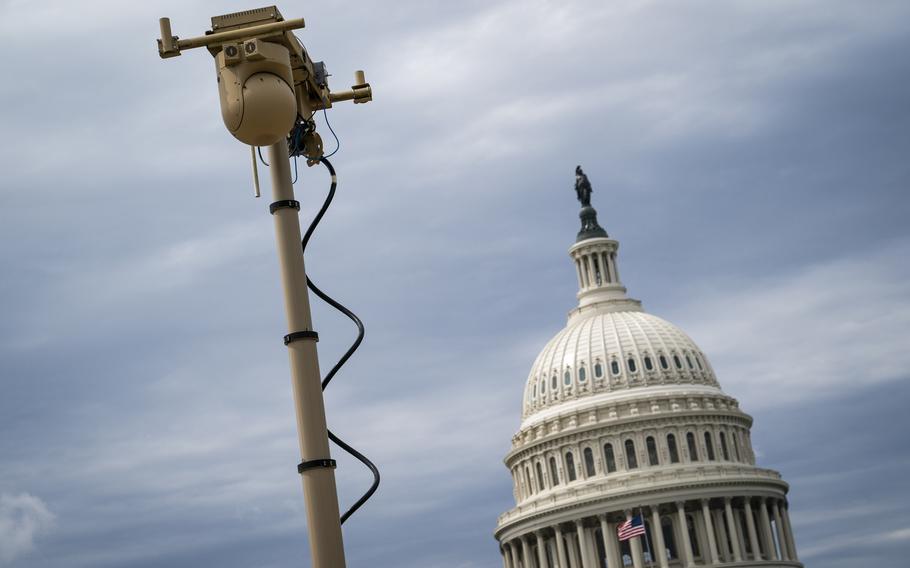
[494, 168, 801, 568]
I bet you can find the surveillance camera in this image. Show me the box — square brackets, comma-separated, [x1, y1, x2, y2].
[215, 39, 296, 146]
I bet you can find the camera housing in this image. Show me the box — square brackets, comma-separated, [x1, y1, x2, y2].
[215, 38, 296, 146]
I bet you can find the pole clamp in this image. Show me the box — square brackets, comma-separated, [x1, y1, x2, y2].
[284, 330, 319, 345]
[270, 200, 301, 214]
[298, 458, 337, 474]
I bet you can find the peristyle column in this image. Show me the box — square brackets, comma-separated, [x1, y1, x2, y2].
[724, 498, 743, 562]
[700, 500, 720, 564]
[650, 507, 669, 568]
[675, 502, 695, 568]
[744, 499, 761, 560]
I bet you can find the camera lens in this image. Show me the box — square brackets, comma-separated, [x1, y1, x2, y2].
[245, 42, 256, 54]
[225, 45, 238, 57]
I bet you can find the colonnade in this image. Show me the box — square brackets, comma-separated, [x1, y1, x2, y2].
[499, 497, 798, 568]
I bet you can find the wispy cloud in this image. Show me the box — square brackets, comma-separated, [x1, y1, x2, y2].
[0, 493, 55, 565]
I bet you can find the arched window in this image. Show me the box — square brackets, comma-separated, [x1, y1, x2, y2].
[604, 443, 617, 473]
[565, 452, 577, 482]
[732, 433, 741, 461]
[563, 371, 571, 386]
[594, 362, 603, 378]
[695, 355, 704, 370]
[674, 355, 683, 369]
[551, 375, 557, 390]
[686, 354, 694, 369]
[524, 467, 533, 494]
[583, 447, 596, 477]
[705, 432, 716, 461]
[611, 360, 621, 376]
[667, 434, 680, 463]
[549, 456, 559, 486]
[627, 358, 637, 373]
[536, 462, 546, 490]
[719, 432, 730, 460]
[687, 432, 699, 461]
[625, 439, 638, 469]
[659, 355, 669, 370]
[644, 356, 654, 371]
[540, 379, 545, 394]
[646, 436, 659, 466]
[578, 366, 587, 382]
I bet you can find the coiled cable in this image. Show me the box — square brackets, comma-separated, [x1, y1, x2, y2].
[300, 157, 380, 524]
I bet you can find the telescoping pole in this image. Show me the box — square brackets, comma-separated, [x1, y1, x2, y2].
[266, 140, 347, 568]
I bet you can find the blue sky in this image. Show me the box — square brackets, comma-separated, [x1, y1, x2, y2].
[1, 1, 908, 566]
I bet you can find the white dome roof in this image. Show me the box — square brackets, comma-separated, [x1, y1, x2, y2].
[522, 309, 719, 422]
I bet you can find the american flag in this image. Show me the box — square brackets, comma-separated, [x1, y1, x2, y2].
[617, 515, 646, 541]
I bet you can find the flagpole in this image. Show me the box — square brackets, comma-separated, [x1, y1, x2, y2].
[640, 506, 655, 568]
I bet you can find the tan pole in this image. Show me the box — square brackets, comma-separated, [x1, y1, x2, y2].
[267, 140, 347, 568]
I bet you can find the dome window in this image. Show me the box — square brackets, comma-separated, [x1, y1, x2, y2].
[720, 432, 730, 461]
[732, 433, 741, 461]
[646, 436, 659, 466]
[659, 355, 669, 370]
[563, 371, 571, 386]
[578, 366, 586, 382]
[686, 432, 699, 461]
[624, 439, 638, 469]
[540, 379, 546, 395]
[549, 456, 560, 486]
[551, 375, 557, 390]
[673, 355, 683, 370]
[611, 360, 621, 376]
[686, 354, 694, 369]
[583, 447, 596, 477]
[704, 432, 716, 461]
[644, 356, 654, 371]
[603, 443, 617, 473]
[536, 462, 545, 490]
[695, 355, 704, 370]
[667, 434, 680, 463]
[627, 358, 637, 373]
[565, 452, 577, 482]
[594, 362, 604, 378]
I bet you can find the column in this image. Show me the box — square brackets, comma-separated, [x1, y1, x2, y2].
[576, 520, 592, 568]
[537, 532, 550, 568]
[733, 509, 747, 559]
[713, 509, 729, 562]
[584, 527, 599, 568]
[650, 507, 669, 568]
[782, 503, 799, 561]
[502, 544, 513, 568]
[568, 529, 581, 568]
[598, 515, 618, 568]
[509, 541, 522, 568]
[675, 502, 695, 568]
[700, 500, 720, 564]
[759, 498, 779, 561]
[625, 510, 645, 568]
[575, 260, 584, 290]
[772, 500, 790, 561]
[724, 498, 743, 561]
[555, 525, 569, 568]
[744, 499, 761, 560]
[522, 537, 536, 568]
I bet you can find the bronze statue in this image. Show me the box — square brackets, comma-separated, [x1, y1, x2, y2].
[575, 165, 593, 207]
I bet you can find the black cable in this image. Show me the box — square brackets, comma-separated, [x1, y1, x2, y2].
[322, 109, 340, 158]
[300, 157, 380, 524]
[257, 146, 270, 167]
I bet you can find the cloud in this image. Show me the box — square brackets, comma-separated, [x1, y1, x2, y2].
[0, 493, 55, 565]
[668, 238, 910, 408]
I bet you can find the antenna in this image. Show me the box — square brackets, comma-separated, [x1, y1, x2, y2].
[156, 7, 373, 568]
